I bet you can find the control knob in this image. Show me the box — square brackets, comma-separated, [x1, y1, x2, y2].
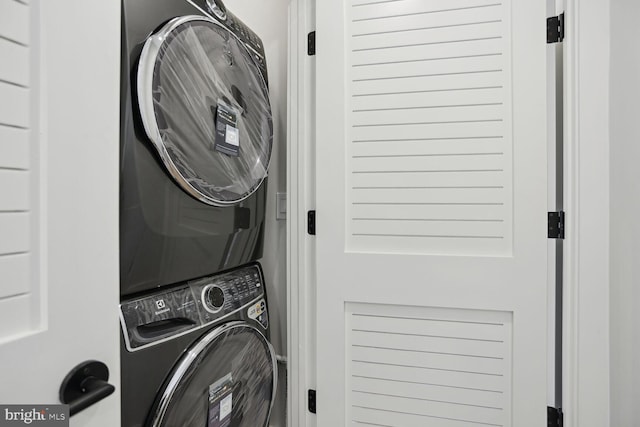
[206, 0, 227, 20]
[202, 285, 225, 313]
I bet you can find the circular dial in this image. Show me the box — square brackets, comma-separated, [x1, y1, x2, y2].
[204, 285, 225, 312]
[207, 0, 227, 20]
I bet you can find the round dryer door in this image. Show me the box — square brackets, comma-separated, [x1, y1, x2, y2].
[148, 322, 276, 427]
[137, 16, 273, 206]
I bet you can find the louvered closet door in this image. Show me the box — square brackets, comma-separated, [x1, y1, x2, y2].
[315, 1, 548, 426]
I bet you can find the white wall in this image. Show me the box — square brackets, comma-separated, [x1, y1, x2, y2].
[610, 1, 640, 425]
[224, 1, 289, 426]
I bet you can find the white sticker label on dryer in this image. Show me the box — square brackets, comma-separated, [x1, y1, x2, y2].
[213, 99, 240, 157]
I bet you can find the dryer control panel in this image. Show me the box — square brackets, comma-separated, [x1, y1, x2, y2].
[120, 263, 267, 351]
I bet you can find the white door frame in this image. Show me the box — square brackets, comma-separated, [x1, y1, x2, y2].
[286, 1, 612, 426]
[286, 0, 316, 426]
[561, 1, 610, 426]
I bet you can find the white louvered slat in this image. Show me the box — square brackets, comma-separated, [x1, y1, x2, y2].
[0, 0, 29, 45]
[0, 0, 33, 315]
[351, 0, 499, 22]
[0, 253, 30, 298]
[0, 170, 29, 211]
[346, 0, 512, 256]
[0, 83, 30, 128]
[0, 294, 31, 338]
[351, 88, 503, 114]
[347, 303, 512, 427]
[351, 375, 504, 411]
[0, 213, 30, 255]
[0, 38, 29, 86]
[0, 126, 30, 169]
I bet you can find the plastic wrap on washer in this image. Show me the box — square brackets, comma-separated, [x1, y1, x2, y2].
[138, 17, 273, 206]
[149, 322, 276, 427]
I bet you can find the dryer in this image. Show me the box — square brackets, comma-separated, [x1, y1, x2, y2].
[120, 0, 273, 296]
[120, 263, 276, 426]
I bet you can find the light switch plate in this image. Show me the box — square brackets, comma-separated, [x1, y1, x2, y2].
[276, 192, 286, 220]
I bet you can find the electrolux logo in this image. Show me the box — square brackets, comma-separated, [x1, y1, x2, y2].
[0, 406, 68, 426]
[154, 299, 170, 315]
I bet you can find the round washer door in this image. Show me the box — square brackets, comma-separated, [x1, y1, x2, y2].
[148, 322, 276, 427]
[138, 16, 273, 206]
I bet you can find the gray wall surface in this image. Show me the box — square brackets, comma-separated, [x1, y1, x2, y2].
[610, 0, 640, 425]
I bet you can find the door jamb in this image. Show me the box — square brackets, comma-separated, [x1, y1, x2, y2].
[286, 0, 316, 426]
[562, 1, 611, 426]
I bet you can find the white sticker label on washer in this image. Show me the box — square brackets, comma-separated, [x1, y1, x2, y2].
[207, 373, 233, 427]
[220, 394, 233, 420]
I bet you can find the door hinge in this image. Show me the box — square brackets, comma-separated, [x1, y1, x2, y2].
[548, 211, 565, 239]
[308, 389, 317, 414]
[548, 406, 563, 427]
[547, 13, 565, 43]
[308, 31, 316, 56]
[307, 210, 316, 235]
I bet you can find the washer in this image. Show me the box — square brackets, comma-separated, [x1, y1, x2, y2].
[120, 263, 276, 427]
[120, 0, 273, 296]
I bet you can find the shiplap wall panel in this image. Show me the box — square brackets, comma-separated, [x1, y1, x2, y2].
[346, 0, 512, 256]
[0, 170, 29, 211]
[0, 253, 30, 298]
[347, 303, 512, 427]
[0, 38, 29, 86]
[0, 0, 29, 45]
[0, 127, 29, 169]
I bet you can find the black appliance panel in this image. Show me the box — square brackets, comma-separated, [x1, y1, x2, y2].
[120, 263, 273, 427]
[121, 264, 267, 351]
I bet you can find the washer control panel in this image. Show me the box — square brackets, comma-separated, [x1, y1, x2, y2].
[191, 264, 265, 325]
[247, 298, 268, 329]
[120, 263, 267, 351]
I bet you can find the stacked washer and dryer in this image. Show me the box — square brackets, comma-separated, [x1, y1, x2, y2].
[119, 0, 277, 426]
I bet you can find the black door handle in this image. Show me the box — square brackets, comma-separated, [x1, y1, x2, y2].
[59, 360, 115, 416]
